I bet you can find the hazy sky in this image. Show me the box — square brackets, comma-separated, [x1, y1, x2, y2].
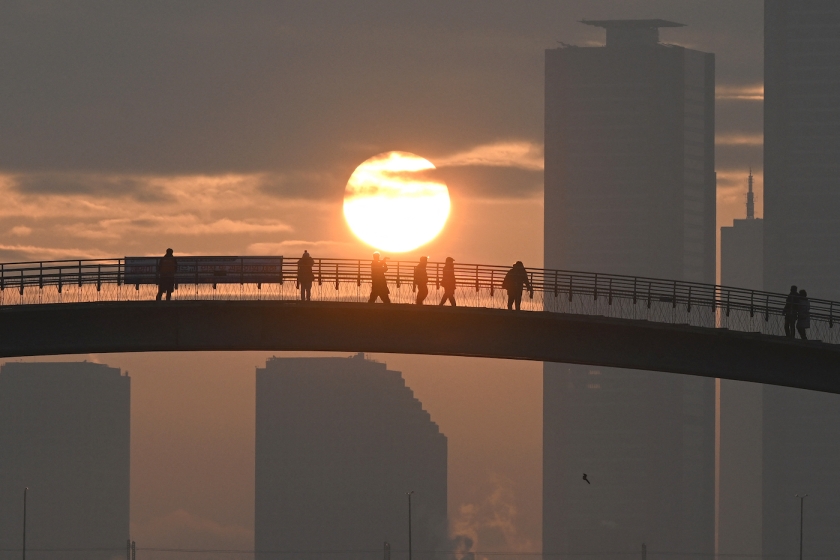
[0, 1, 764, 557]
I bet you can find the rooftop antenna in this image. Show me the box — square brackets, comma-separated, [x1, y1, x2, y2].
[746, 168, 755, 219]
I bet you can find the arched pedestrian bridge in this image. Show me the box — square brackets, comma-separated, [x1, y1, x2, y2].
[0, 256, 838, 394]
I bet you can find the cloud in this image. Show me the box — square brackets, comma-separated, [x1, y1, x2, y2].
[0, 244, 111, 262]
[257, 172, 343, 200]
[435, 142, 543, 171]
[716, 84, 763, 101]
[247, 240, 353, 255]
[716, 133, 763, 146]
[9, 226, 32, 236]
[437, 166, 542, 198]
[12, 173, 173, 201]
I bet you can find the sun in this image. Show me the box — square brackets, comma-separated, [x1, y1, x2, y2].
[343, 151, 451, 252]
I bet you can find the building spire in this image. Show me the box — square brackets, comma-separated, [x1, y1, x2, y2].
[746, 168, 755, 219]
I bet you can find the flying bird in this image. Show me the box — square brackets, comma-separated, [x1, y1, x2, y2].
[583, 473, 590, 484]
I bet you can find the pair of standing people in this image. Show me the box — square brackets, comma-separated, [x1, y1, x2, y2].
[783, 285, 810, 340]
[412, 256, 456, 306]
[411, 257, 532, 309]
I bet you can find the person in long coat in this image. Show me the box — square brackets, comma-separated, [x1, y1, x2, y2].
[296, 250, 315, 301]
[439, 257, 456, 306]
[783, 285, 799, 337]
[156, 248, 177, 301]
[502, 261, 532, 310]
[796, 289, 810, 340]
[368, 252, 391, 303]
[413, 256, 429, 305]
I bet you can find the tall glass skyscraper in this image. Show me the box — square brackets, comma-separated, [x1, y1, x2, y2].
[764, 0, 840, 300]
[543, 20, 716, 559]
[763, 2, 840, 556]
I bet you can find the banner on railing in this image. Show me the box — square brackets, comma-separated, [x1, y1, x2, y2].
[124, 256, 284, 285]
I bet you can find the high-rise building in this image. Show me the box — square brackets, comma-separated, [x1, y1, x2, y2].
[0, 361, 131, 560]
[543, 20, 716, 558]
[718, 173, 763, 560]
[762, 2, 840, 556]
[255, 354, 447, 560]
[764, 0, 840, 300]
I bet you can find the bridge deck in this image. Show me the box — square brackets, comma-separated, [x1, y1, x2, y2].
[2, 300, 838, 394]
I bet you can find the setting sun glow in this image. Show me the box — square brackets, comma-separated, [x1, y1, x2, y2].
[343, 151, 451, 252]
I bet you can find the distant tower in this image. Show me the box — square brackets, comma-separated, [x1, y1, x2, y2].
[255, 354, 448, 560]
[721, 171, 763, 290]
[718, 172, 764, 560]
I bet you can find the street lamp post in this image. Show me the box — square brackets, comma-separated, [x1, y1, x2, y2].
[22, 487, 28, 560]
[407, 491, 414, 560]
[796, 494, 808, 560]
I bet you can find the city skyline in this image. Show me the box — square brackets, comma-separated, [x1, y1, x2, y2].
[4, 2, 839, 560]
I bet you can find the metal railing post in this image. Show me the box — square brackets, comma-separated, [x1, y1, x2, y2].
[672, 282, 677, 309]
[475, 265, 479, 293]
[488, 269, 494, 297]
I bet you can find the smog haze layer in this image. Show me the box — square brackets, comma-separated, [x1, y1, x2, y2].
[0, 1, 762, 556]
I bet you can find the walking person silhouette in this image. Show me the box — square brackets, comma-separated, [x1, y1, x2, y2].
[439, 257, 456, 306]
[296, 250, 315, 301]
[413, 256, 429, 305]
[783, 285, 799, 338]
[502, 261, 532, 310]
[797, 289, 810, 340]
[156, 248, 177, 301]
[368, 252, 391, 304]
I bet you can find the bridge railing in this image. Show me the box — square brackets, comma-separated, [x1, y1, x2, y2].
[0, 256, 835, 344]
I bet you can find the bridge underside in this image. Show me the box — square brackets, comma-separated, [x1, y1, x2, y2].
[0, 301, 837, 393]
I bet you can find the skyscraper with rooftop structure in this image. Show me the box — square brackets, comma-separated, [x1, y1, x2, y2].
[718, 171, 763, 560]
[255, 354, 448, 560]
[543, 19, 716, 559]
